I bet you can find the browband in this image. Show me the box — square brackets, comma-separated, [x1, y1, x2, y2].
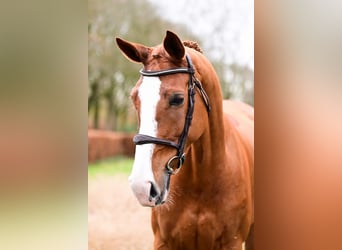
[139, 67, 194, 77]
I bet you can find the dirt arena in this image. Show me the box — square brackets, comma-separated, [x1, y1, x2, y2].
[88, 175, 153, 250]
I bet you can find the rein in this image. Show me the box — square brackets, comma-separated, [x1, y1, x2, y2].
[133, 54, 211, 176]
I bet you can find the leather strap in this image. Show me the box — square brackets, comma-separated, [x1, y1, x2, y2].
[133, 134, 179, 149]
[140, 67, 194, 76]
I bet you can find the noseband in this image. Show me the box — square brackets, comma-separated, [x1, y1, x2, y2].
[133, 54, 211, 176]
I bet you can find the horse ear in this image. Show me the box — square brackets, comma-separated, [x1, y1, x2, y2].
[115, 37, 148, 63]
[163, 30, 185, 61]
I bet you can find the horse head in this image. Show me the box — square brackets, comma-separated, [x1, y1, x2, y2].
[116, 31, 210, 206]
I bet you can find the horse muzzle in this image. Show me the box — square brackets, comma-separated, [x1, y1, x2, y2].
[128, 177, 168, 207]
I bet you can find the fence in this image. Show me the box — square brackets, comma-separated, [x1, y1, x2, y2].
[88, 129, 135, 163]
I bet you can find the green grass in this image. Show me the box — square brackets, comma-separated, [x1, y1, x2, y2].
[88, 156, 133, 178]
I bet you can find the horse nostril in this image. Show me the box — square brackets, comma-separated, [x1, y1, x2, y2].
[149, 182, 158, 201]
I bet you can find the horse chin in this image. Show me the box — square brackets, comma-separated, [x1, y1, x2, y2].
[144, 172, 171, 207]
[138, 191, 168, 207]
[143, 187, 169, 207]
[154, 188, 169, 206]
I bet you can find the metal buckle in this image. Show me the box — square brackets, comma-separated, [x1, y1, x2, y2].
[166, 154, 185, 175]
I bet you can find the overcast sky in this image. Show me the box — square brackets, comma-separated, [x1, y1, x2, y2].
[148, 0, 254, 70]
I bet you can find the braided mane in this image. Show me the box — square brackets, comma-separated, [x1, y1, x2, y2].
[183, 40, 203, 53]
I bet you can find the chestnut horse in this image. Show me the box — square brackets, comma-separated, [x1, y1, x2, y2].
[116, 31, 254, 250]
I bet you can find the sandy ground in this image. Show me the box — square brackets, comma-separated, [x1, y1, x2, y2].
[88, 175, 153, 250]
[88, 175, 248, 250]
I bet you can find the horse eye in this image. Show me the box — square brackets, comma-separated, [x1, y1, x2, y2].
[169, 94, 184, 106]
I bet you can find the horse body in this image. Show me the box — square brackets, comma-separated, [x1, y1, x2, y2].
[151, 59, 254, 249]
[116, 31, 254, 250]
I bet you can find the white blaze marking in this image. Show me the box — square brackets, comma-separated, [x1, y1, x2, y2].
[129, 76, 161, 188]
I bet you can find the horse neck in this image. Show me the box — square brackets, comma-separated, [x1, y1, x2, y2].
[193, 88, 226, 169]
[183, 56, 229, 181]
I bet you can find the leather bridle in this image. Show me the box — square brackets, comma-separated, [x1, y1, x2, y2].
[133, 54, 211, 177]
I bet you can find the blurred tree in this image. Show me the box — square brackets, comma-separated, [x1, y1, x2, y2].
[88, 0, 198, 131]
[211, 59, 254, 105]
[88, 0, 253, 131]
[229, 63, 254, 106]
[147, 0, 254, 106]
